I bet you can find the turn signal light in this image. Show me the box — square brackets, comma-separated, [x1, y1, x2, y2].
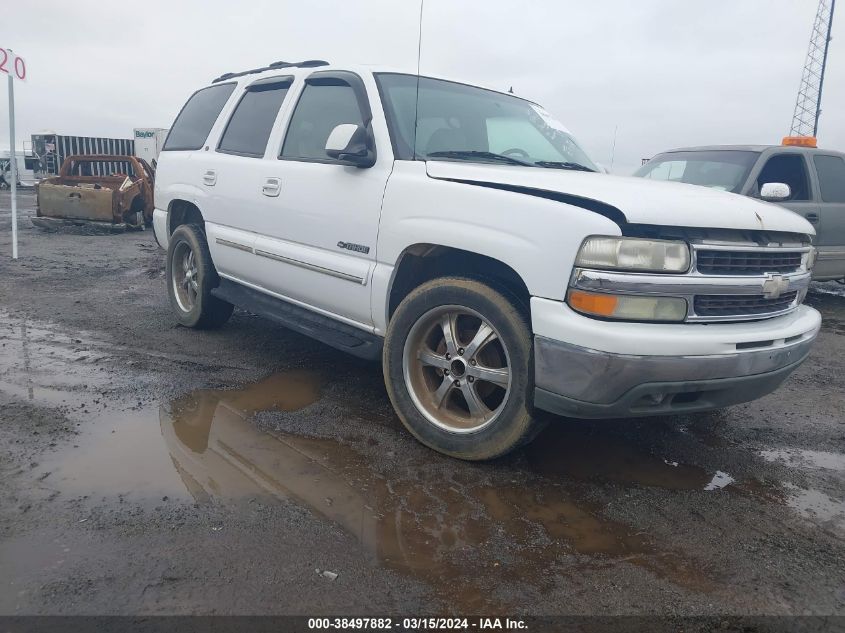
[782, 136, 817, 148]
[568, 289, 687, 322]
[568, 290, 618, 316]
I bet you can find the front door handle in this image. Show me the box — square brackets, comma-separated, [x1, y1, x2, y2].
[805, 212, 819, 224]
[262, 177, 281, 197]
[203, 170, 217, 186]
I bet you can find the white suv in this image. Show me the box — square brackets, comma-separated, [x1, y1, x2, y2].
[153, 61, 821, 460]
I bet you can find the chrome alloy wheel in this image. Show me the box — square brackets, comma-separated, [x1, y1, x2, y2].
[172, 241, 199, 313]
[402, 306, 512, 433]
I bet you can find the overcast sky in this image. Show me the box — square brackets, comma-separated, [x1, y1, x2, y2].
[2, 0, 842, 174]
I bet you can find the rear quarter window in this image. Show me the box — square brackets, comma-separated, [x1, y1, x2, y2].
[813, 155, 845, 203]
[163, 83, 236, 151]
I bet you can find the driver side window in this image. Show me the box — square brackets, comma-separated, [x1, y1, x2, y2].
[756, 154, 810, 201]
[280, 82, 365, 162]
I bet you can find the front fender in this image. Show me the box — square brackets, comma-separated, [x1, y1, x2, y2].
[373, 162, 621, 331]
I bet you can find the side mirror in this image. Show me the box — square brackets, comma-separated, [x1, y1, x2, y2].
[325, 124, 375, 168]
[760, 182, 791, 202]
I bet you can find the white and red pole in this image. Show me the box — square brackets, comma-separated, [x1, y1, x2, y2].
[2, 47, 26, 259]
[8, 67, 18, 259]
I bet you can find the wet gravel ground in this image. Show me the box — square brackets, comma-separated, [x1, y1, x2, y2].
[1, 190, 844, 618]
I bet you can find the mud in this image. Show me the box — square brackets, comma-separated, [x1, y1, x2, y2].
[1, 190, 845, 616]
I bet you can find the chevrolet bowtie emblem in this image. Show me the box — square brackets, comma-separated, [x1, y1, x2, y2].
[761, 274, 790, 299]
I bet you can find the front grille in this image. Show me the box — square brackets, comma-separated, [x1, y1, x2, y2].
[696, 250, 803, 275]
[694, 292, 798, 317]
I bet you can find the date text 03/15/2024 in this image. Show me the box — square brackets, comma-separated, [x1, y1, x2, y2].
[306, 617, 528, 630]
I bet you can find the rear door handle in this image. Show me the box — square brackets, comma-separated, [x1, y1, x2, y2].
[203, 170, 217, 186]
[805, 212, 819, 224]
[262, 177, 281, 197]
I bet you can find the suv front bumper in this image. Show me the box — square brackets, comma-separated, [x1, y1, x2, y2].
[531, 299, 820, 419]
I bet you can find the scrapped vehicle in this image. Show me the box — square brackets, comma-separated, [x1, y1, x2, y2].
[35, 155, 155, 229]
[635, 139, 845, 281]
[153, 61, 821, 460]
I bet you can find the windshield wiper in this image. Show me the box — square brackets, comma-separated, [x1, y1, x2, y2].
[426, 150, 532, 167]
[534, 160, 596, 173]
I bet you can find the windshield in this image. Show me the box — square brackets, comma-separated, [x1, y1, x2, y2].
[634, 150, 760, 193]
[375, 73, 598, 171]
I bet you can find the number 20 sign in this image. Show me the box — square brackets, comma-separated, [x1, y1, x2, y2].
[0, 49, 27, 81]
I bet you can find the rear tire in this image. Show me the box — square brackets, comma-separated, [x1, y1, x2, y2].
[383, 277, 540, 460]
[166, 223, 233, 329]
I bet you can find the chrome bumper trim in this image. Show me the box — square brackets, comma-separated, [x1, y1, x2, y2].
[571, 268, 812, 297]
[570, 268, 811, 322]
[534, 333, 816, 406]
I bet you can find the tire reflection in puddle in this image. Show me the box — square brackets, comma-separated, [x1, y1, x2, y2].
[154, 373, 719, 609]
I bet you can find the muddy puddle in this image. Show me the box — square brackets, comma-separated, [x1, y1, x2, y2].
[0, 314, 111, 411]
[758, 450, 845, 533]
[37, 370, 728, 605]
[525, 425, 737, 490]
[32, 371, 325, 503]
[3, 309, 845, 609]
[17, 361, 724, 606]
[760, 448, 845, 472]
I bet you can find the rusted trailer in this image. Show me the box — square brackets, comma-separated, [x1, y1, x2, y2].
[34, 155, 155, 230]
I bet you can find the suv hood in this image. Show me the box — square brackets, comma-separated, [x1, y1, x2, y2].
[425, 161, 814, 235]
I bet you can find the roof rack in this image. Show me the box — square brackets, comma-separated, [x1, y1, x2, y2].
[212, 60, 329, 83]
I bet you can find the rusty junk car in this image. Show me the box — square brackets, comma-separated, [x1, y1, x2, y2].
[34, 155, 155, 230]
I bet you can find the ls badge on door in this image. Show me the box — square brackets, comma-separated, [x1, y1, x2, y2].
[337, 241, 370, 254]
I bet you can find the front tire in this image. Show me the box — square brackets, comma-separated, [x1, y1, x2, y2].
[383, 277, 540, 460]
[166, 223, 233, 329]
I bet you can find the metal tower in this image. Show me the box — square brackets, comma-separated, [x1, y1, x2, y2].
[790, 0, 836, 138]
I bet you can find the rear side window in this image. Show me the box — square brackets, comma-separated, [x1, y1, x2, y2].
[163, 83, 236, 151]
[813, 155, 845, 203]
[218, 78, 292, 157]
[281, 83, 365, 161]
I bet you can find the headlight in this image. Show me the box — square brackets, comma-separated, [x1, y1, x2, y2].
[568, 289, 688, 322]
[575, 236, 690, 273]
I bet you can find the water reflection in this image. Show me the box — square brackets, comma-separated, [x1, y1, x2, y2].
[760, 448, 845, 472]
[8, 311, 842, 610]
[156, 372, 717, 608]
[162, 370, 388, 554]
[525, 425, 717, 490]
